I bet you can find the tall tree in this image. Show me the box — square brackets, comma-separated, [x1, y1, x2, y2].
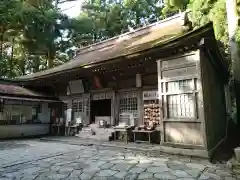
[78, 0, 163, 43]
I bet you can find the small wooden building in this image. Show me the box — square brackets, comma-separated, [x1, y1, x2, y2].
[0, 79, 61, 138]
[17, 13, 229, 158]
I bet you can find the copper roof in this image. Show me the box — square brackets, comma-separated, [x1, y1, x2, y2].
[18, 14, 190, 80]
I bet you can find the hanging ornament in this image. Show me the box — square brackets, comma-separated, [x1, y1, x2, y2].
[93, 75, 102, 89]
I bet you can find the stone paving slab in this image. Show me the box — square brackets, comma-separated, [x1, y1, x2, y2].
[0, 139, 237, 180]
[0, 140, 83, 168]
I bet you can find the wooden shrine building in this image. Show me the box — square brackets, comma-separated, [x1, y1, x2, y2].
[17, 13, 229, 158]
[0, 79, 60, 138]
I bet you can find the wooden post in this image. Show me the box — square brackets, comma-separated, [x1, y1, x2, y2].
[157, 60, 165, 144]
[197, 49, 208, 149]
[138, 89, 143, 126]
[114, 91, 120, 126]
[111, 91, 115, 125]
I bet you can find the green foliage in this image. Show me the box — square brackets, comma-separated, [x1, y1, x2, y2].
[0, 0, 87, 77]
[167, 0, 229, 52]
[0, 0, 237, 79]
[162, 0, 189, 17]
[77, 0, 163, 43]
[209, 0, 228, 45]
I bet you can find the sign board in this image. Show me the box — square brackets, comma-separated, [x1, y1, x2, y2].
[120, 92, 137, 99]
[143, 90, 159, 100]
[66, 108, 72, 122]
[92, 92, 112, 100]
[68, 80, 84, 94]
[106, 92, 113, 99]
[76, 117, 82, 124]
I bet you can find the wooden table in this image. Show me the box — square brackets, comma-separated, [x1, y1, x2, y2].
[113, 127, 131, 144]
[132, 129, 156, 144]
[51, 124, 62, 136]
[69, 125, 78, 136]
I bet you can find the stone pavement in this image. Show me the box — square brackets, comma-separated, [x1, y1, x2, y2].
[0, 139, 237, 180]
[0, 140, 83, 168]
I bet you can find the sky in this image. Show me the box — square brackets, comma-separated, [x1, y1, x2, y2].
[59, 0, 84, 18]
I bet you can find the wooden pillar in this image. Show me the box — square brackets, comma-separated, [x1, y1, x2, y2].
[197, 49, 208, 149]
[114, 91, 120, 126]
[138, 89, 143, 126]
[157, 60, 165, 144]
[110, 91, 115, 125]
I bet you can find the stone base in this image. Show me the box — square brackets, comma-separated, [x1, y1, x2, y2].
[153, 145, 209, 159]
[234, 147, 240, 162]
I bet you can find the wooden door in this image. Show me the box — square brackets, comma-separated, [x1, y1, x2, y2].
[72, 94, 90, 125]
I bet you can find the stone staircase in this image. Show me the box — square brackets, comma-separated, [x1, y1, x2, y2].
[76, 124, 114, 141]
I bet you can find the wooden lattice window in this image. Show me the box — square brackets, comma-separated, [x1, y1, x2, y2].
[167, 79, 194, 93]
[63, 103, 68, 110]
[120, 94, 137, 113]
[72, 96, 90, 122]
[73, 99, 83, 112]
[119, 92, 138, 118]
[165, 79, 195, 118]
[167, 94, 194, 118]
[83, 97, 90, 116]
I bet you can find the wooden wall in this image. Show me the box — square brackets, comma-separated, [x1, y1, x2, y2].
[0, 124, 49, 139]
[158, 51, 205, 147]
[200, 50, 227, 150]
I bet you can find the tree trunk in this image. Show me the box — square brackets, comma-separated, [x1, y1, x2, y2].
[226, 0, 240, 131]
[9, 37, 15, 78]
[33, 56, 40, 73]
[20, 49, 26, 75]
[55, 0, 59, 7]
[136, 10, 141, 28]
[226, 0, 239, 80]
[20, 58, 25, 75]
[48, 56, 54, 68]
[47, 50, 55, 68]
[0, 32, 4, 62]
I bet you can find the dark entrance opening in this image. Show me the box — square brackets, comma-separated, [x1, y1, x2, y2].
[90, 99, 111, 124]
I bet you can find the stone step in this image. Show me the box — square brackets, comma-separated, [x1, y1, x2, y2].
[76, 124, 115, 141]
[233, 162, 240, 168]
[234, 147, 240, 162]
[77, 128, 114, 141]
[81, 128, 92, 132]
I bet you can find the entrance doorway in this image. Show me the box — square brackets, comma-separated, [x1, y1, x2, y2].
[90, 99, 111, 124]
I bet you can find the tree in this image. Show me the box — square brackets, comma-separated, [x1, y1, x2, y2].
[0, 0, 88, 77]
[0, 0, 24, 77]
[77, 0, 163, 43]
[162, 0, 189, 17]
[163, 0, 228, 50]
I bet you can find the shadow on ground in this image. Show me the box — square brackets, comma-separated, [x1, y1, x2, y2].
[0, 141, 30, 150]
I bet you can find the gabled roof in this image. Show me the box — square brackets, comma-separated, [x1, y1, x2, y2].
[17, 13, 190, 80]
